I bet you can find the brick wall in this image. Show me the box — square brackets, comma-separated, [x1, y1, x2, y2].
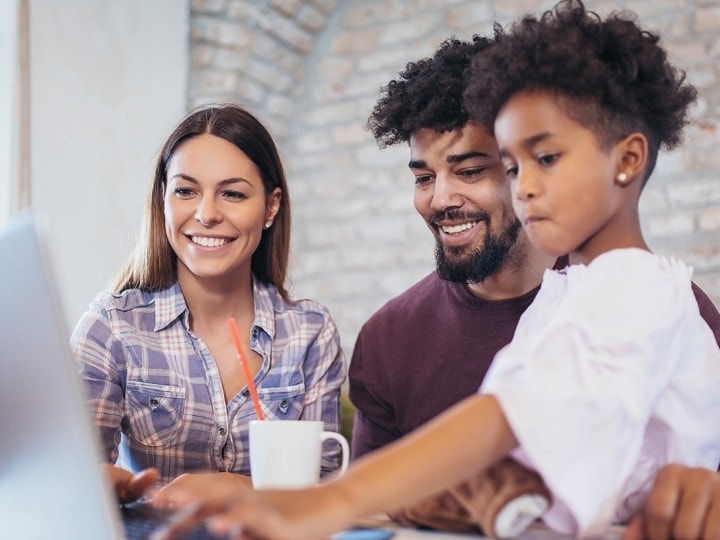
[189, 0, 720, 354]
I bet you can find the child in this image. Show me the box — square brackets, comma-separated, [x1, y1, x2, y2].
[153, 2, 720, 538]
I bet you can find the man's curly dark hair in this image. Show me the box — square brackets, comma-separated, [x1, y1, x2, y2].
[464, 0, 697, 181]
[367, 32, 503, 148]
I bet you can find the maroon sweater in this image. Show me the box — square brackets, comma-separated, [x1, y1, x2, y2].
[349, 271, 720, 459]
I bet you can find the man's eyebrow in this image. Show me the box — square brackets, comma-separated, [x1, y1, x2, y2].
[408, 150, 493, 169]
[446, 151, 493, 164]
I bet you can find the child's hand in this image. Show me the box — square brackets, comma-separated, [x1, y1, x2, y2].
[152, 474, 353, 540]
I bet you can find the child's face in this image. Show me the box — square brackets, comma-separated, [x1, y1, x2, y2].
[493, 90, 625, 264]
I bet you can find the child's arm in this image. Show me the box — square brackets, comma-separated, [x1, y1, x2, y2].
[154, 393, 517, 540]
[337, 392, 517, 516]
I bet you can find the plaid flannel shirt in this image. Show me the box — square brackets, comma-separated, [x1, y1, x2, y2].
[71, 278, 346, 486]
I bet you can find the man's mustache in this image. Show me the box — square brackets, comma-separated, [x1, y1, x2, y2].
[429, 210, 490, 225]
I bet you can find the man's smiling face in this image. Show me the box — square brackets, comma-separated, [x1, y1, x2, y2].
[410, 121, 521, 283]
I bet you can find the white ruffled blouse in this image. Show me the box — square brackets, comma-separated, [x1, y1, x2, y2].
[481, 248, 720, 537]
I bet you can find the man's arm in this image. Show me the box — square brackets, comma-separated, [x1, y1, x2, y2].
[624, 464, 720, 540]
[348, 328, 402, 459]
[691, 282, 720, 347]
[627, 284, 720, 538]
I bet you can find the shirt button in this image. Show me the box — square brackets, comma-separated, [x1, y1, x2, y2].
[242, 389, 250, 397]
[149, 397, 160, 408]
[251, 328, 258, 339]
[218, 427, 226, 436]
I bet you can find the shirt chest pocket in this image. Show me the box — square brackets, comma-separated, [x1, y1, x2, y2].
[125, 381, 185, 447]
[257, 383, 305, 420]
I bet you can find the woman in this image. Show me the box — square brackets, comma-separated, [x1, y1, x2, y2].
[71, 104, 346, 501]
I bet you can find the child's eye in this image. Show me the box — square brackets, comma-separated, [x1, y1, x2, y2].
[504, 166, 518, 179]
[538, 153, 559, 166]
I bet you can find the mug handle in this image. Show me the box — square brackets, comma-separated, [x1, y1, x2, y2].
[321, 431, 350, 475]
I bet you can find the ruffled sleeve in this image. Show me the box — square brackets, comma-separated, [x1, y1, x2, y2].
[480, 249, 715, 536]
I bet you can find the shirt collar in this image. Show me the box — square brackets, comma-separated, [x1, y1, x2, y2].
[153, 282, 188, 332]
[152, 278, 279, 337]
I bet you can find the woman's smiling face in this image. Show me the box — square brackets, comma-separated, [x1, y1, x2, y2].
[164, 133, 280, 286]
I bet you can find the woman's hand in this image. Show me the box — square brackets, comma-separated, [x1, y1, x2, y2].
[105, 464, 159, 503]
[156, 471, 253, 499]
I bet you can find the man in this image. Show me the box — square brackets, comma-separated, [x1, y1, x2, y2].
[350, 35, 720, 538]
[351, 34, 555, 458]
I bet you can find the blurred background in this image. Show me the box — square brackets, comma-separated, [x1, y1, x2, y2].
[3, 0, 720, 356]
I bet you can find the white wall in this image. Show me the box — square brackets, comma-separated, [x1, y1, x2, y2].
[0, 0, 21, 226]
[28, 0, 188, 327]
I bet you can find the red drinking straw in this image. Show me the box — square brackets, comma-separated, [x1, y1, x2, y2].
[228, 317, 265, 421]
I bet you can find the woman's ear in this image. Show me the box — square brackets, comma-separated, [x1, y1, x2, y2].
[265, 188, 282, 223]
[615, 132, 648, 185]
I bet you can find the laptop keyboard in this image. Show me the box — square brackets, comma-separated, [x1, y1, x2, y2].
[121, 501, 222, 539]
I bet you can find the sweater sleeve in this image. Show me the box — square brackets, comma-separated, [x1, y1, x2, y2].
[348, 327, 401, 460]
[691, 281, 720, 347]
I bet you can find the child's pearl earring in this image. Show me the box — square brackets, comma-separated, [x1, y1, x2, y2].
[616, 172, 628, 184]
[264, 221, 273, 229]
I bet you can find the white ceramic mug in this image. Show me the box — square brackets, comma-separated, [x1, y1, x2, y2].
[249, 420, 349, 488]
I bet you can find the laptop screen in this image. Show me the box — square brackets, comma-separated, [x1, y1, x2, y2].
[0, 212, 125, 539]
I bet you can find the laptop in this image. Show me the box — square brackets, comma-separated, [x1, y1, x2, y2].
[0, 212, 216, 539]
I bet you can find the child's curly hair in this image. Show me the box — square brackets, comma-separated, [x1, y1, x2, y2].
[367, 31, 503, 148]
[464, 0, 697, 181]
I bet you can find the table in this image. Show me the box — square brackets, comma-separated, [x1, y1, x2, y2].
[337, 515, 625, 539]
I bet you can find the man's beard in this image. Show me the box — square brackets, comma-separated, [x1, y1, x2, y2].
[435, 215, 522, 284]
